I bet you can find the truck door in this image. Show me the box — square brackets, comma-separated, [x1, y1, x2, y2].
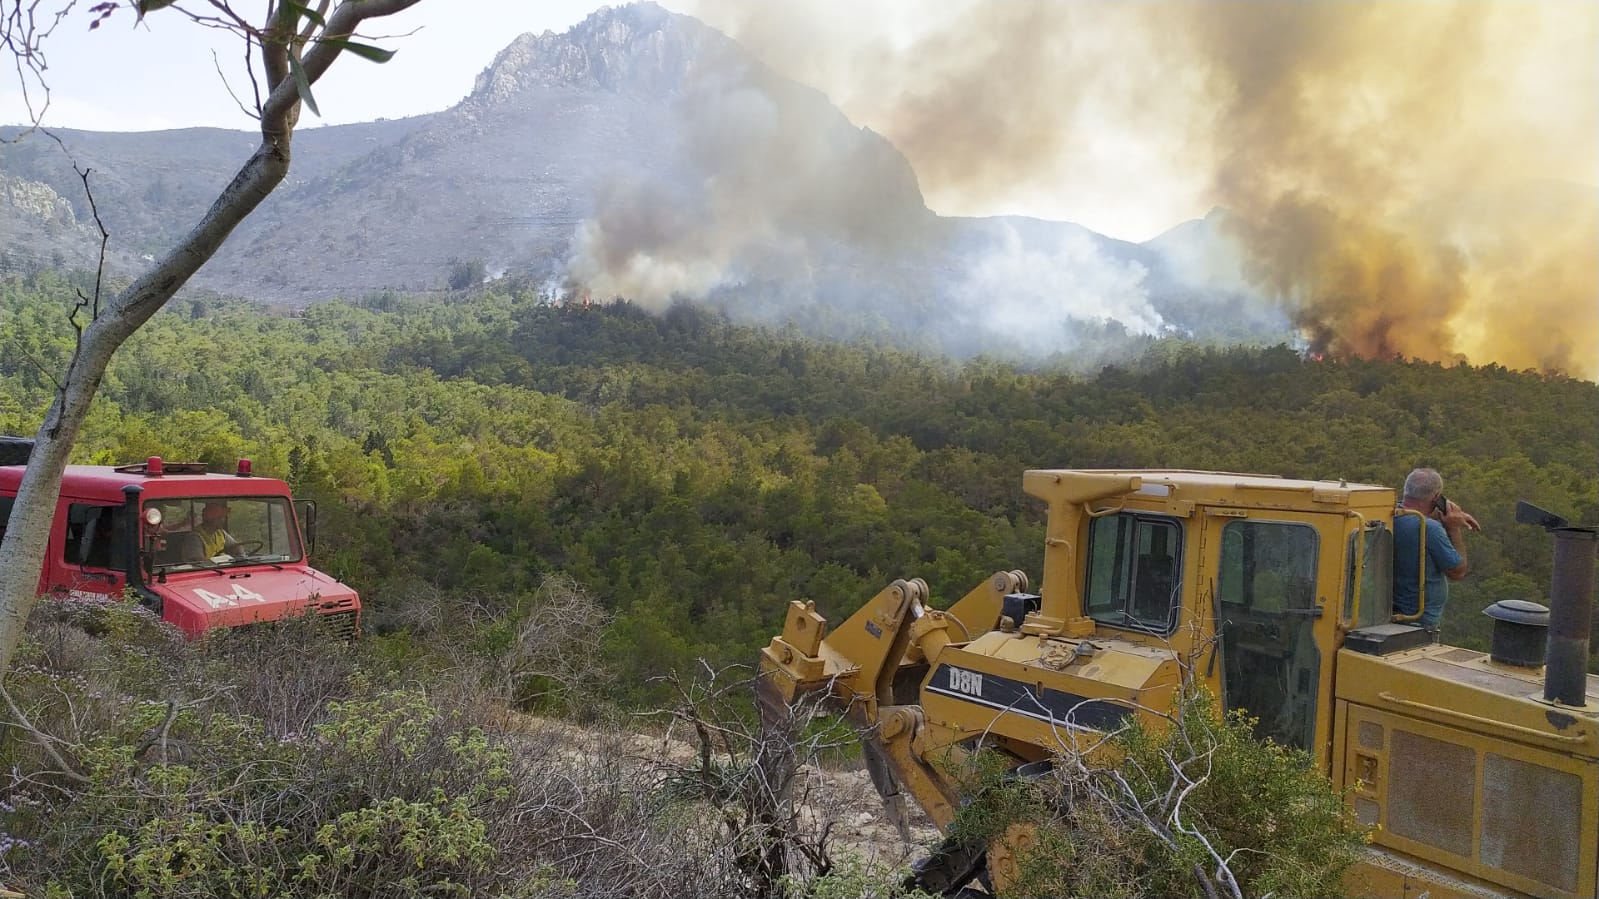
[1205, 513, 1337, 761]
[52, 501, 129, 598]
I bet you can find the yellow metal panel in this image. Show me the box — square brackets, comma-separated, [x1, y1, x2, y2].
[1336, 648, 1599, 759]
[1343, 702, 1598, 899]
[780, 600, 826, 656]
[1349, 846, 1546, 899]
[1022, 471, 1142, 627]
[1332, 697, 1352, 791]
[918, 643, 1181, 750]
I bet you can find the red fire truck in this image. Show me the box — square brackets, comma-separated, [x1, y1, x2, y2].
[0, 438, 359, 637]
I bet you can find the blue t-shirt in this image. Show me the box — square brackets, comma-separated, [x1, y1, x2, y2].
[1393, 515, 1462, 630]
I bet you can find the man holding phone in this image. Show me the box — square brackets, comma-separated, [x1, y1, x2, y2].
[1393, 467, 1481, 631]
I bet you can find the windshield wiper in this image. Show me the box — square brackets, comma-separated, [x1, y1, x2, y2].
[156, 557, 225, 573]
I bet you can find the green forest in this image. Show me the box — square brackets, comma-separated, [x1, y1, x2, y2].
[3, 268, 1596, 700]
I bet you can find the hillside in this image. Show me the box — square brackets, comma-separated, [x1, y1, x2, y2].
[3, 273, 1594, 694]
[0, 3, 1293, 360]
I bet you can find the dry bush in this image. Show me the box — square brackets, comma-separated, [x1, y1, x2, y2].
[196, 612, 365, 738]
[0, 599, 844, 898]
[495, 573, 613, 714]
[644, 663, 866, 899]
[366, 580, 467, 637]
[365, 574, 614, 717]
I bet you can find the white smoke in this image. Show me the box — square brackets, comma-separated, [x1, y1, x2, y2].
[951, 224, 1165, 354]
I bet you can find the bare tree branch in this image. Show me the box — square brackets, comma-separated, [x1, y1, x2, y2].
[0, 682, 88, 784]
[74, 163, 107, 318]
[212, 45, 261, 119]
[0, 0, 86, 135]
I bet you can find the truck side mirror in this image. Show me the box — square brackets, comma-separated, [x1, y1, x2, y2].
[294, 499, 317, 558]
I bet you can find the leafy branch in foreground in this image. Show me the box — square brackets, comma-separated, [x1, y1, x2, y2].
[949, 687, 1369, 899]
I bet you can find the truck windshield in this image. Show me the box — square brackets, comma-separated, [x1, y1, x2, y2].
[147, 496, 302, 570]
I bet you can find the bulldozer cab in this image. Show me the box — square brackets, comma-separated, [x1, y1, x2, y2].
[1022, 470, 1398, 765]
[1210, 513, 1327, 753]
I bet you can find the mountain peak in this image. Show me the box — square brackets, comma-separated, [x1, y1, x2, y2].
[469, 3, 713, 103]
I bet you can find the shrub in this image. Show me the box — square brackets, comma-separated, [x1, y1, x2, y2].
[19, 685, 512, 898]
[947, 688, 1369, 899]
[0, 600, 749, 898]
[781, 855, 938, 899]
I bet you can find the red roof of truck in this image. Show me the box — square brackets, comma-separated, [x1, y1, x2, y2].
[0, 464, 291, 502]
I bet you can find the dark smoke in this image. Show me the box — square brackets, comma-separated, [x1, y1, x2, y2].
[687, 0, 1598, 377]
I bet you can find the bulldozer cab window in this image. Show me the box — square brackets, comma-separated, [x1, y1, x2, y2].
[1217, 519, 1320, 752]
[1344, 521, 1392, 628]
[1085, 512, 1182, 634]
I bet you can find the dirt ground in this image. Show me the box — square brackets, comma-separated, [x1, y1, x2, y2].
[507, 709, 940, 869]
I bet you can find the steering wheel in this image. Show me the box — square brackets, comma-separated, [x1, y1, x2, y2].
[235, 540, 265, 555]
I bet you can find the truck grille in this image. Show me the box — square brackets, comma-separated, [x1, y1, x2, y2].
[317, 609, 359, 640]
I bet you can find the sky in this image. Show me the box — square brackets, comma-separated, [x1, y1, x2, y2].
[9, 1, 1592, 244]
[0, 1, 606, 130]
[0, 0, 1214, 240]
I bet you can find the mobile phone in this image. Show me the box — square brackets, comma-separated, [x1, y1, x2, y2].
[1433, 494, 1449, 517]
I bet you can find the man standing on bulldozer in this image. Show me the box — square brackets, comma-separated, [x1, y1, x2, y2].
[1393, 467, 1480, 631]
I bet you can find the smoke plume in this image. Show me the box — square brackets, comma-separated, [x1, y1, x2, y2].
[563, 6, 1197, 358]
[565, 34, 936, 311]
[949, 223, 1168, 355]
[688, 0, 1598, 377]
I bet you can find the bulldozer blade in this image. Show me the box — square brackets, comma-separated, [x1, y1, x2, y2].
[755, 669, 795, 726]
[861, 737, 912, 841]
[906, 831, 989, 897]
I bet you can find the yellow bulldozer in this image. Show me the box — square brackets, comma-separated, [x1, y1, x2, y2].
[758, 469, 1598, 898]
